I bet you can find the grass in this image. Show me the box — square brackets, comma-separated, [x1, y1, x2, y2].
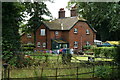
[8, 54, 115, 79]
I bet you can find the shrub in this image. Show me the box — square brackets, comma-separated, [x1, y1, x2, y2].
[94, 47, 116, 58]
[95, 66, 112, 79]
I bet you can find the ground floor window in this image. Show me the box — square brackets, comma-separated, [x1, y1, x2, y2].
[74, 41, 78, 48]
[43, 42, 46, 48]
[37, 42, 41, 47]
[86, 41, 90, 46]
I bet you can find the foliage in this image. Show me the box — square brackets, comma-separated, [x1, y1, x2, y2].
[83, 45, 91, 49]
[67, 2, 120, 41]
[2, 2, 25, 66]
[94, 47, 116, 58]
[22, 44, 35, 51]
[62, 53, 72, 64]
[95, 66, 112, 78]
[22, 2, 52, 32]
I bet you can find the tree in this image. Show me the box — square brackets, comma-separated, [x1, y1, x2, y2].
[67, 2, 120, 41]
[2, 2, 25, 66]
[22, 2, 52, 32]
[22, 2, 52, 45]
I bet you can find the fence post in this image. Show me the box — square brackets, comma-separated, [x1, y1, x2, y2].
[92, 62, 95, 78]
[76, 66, 78, 80]
[56, 68, 58, 80]
[8, 68, 10, 80]
[41, 67, 43, 80]
[3, 63, 8, 80]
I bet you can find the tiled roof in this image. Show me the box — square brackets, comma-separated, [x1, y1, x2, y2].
[43, 16, 86, 30]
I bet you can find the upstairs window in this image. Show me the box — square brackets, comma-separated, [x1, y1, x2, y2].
[37, 42, 41, 47]
[27, 33, 32, 38]
[74, 28, 78, 33]
[74, 41, 78, 48]
[40, 29, 45, 36]
[55, 31, 59, 36]
[86, 29, 90, 34]
[43, 42, 46, 48]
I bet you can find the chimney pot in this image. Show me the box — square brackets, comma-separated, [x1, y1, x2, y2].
[70, 7, 77, 17]
[58, 8, 65, 18]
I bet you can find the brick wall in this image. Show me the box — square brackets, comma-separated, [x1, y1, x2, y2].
[21, 32, 34, 44]
[68, 21, 96, 49]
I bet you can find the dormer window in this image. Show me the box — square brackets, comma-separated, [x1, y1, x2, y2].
[86, 29, 90, 34]
[55, 31, 59, 36]
[40, 29, 45, 36]
[27, 33, 32, 38]
[74, 28, 78, 33]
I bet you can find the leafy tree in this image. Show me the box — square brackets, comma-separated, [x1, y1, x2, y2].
[22, 2, 52, 45]
[22, 2, 52, 32]
[2, 2, 25, 66]
[67, 2, 120, 41]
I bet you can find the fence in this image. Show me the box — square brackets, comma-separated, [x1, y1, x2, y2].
[2, 62, 118, 80]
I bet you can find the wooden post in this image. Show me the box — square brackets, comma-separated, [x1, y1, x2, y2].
[92, 62, 95, 78]
[41, 67, 43, 80]
[8, 68, 10, 80]
[56, 68, 58, 80]
[76, 67, 78, 80]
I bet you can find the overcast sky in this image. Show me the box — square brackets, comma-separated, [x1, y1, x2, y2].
[44, 0, 70, 19]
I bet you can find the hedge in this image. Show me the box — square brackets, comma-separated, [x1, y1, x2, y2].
[93, 47, 117, 58]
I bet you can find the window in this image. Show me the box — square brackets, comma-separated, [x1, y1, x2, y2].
[40, 29, 45, 36]
[37, 42, 41, 47]
[43, 42, 46, 48]
[86, 41, 90, 46]
[74, 28, 78, 33]
[55, 31, 59, 36]
[86, 29, 90, 34]
[74, 41, 78, 48]
[27, 33, 32, 38]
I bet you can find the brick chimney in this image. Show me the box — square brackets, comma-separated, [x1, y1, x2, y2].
[58, 8, 65, 18]
[70, 7, 77, 17]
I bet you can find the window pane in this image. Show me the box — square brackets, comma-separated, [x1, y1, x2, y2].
[27, 33, 32, 38]
[41, 29, 45, 36]
[43, 42, 46, 48]
[74, 28, 78, 33]
[74, 41, 78, 48]
[86, 29, 90, 34]
[37, 42, 40, 47]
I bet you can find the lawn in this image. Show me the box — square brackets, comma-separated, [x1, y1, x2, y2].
[8, 54, 115, 79]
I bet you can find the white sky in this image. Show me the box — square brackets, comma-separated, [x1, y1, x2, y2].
[44, 0, 70, 19]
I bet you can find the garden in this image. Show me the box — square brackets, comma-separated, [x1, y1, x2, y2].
[2, 45, 120, 80]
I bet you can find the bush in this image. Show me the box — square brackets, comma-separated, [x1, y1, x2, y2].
[95, 66, 112, 79]
[94, 47, 116, 58]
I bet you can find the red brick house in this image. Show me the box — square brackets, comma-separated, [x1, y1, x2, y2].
[21, 8, 96, 50]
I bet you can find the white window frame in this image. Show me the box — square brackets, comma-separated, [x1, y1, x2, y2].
[74, 41, 78, 48]
[37, 42, 41, 47]
[43, 42, 46, 48]
[27, 33, 32, 38]
[40, 29, 45, 36]
[74, 28, 78, 33]
[86, 29, 90, 34]
[86, 41, 90, 46]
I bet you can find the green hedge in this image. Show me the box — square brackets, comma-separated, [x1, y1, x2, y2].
[94, 47, 117, 58]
